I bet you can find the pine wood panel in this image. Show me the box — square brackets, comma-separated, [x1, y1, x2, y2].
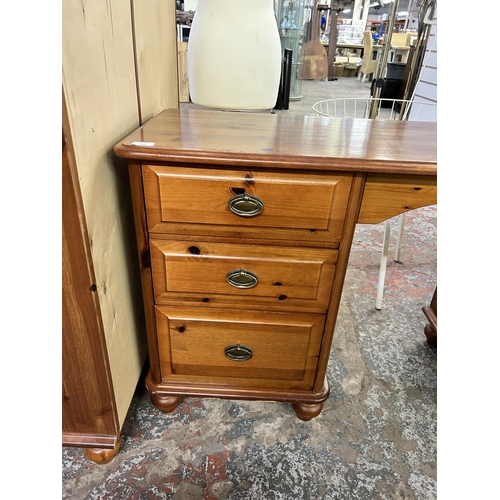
[62, 0, 145, 427]
[62, 93, 119, 448]
[143, 165, 352, 245]
[150, 240, 337, 311]
[357, 173, 437, 224]
[156, 307, 325, 390]
[62, 0, 177, 428]
[132, 0, 179, 122]
[177, 42, 190, 103]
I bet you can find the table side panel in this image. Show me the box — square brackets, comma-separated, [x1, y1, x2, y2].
[358, 173, 437, 224]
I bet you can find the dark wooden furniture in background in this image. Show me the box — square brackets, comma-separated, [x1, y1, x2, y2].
[114, 109, 437, 421]
[422, 288, 437, 347]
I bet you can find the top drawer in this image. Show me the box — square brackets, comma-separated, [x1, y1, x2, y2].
[142, 165, 352, 246]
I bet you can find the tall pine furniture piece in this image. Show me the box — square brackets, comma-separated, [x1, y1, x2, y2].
[62, 0, 179, 463]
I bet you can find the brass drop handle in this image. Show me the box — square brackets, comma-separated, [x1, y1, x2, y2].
[226, 269, 258, 289]
[228, 193, 264, 217]
[224, 344, 253, 362]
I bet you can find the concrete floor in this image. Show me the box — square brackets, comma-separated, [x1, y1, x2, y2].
[62, 76, 437, 499]
[180, 75, 375, 117]
[277, 77, 376, 116]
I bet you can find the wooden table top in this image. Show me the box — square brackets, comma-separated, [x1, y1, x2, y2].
[114, 108, 437, 176]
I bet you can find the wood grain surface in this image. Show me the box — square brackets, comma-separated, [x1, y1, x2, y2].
[114, 109, 437, 175]
[142, 164, 353, 245]
[150, 239, 337, 311]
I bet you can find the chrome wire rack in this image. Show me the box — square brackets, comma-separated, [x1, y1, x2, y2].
[312, 97, 437, 309]
[313, 97, 437, 122]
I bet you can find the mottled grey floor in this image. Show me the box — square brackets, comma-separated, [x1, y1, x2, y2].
[62, 77, 437, 499]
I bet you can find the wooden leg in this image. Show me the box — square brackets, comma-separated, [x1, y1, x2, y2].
[394, 213, 406, 262]
[424, 323, 437, 348]
[145, 370, 184, 413]
[422, 288, 437, 347]
[291, 402, 324, 421]
[376, 220, 391, 310]
[150, 392, 184, 413]
[84, 436, 121, 464]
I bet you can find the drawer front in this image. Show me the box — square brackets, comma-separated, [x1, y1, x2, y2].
[143, 165, 352, 245]
[156, 306, 324, 390]
[150, 240, 337, 312]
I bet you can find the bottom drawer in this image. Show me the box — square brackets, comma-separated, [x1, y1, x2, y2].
[156, 306, 325, 390]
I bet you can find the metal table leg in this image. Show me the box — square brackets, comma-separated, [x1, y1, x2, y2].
[394, 213, 406, 262]
[376, 220, 391, 310]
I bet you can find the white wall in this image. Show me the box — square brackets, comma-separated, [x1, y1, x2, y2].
[184, 0, 197, 10]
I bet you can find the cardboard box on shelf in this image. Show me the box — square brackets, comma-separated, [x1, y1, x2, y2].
[391, 32, 412, 47]
[333, 55, 360, 77]
[332, 64, 345, 76]
[343, 66, 358, 77]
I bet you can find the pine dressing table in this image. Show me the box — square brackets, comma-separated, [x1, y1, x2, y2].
[114, 108, 437, 421]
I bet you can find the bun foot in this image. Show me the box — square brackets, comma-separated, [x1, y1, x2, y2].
[291, 402, 324, 421]
[84, 436, 121, 464]
[424, 323, 437, 347]
[151, 392, 184, 413]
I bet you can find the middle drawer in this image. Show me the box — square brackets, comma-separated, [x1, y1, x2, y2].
[150, 240, 337, 313]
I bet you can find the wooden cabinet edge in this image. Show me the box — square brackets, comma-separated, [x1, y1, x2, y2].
[128, 163, 162, 383]
[62, 91, 121, 461]
[63, 433, 121, 464]
[63, 433, 119, 449]
[145, 370, 330, 406]
[313, 173, 367, 393]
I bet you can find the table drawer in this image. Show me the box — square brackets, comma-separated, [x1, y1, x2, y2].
[156, 306, 324, 390]
[143, 165, 352, 245]
[150, 239, 337, 312]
